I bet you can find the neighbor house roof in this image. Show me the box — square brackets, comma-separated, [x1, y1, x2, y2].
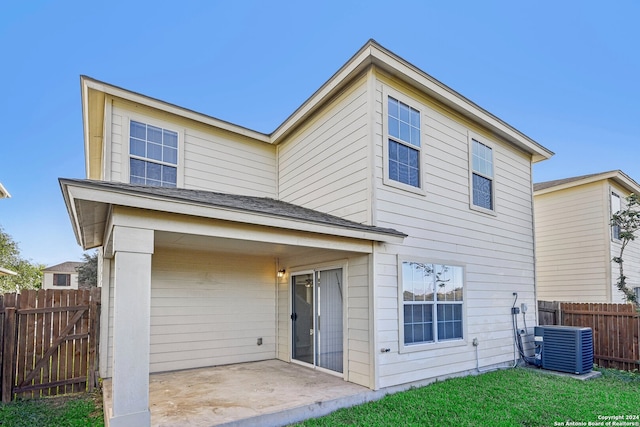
[81, 39, 553, 179]
[534, 170, 640, 195]
[0, 183, 10, 199]
[0, 267, 17, 276]
[60, 178, 407, 250]
[43, 261, 83, 273]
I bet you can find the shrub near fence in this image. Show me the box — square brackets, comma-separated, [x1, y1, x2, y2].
[0, 288, 100, 402]
[538, 301, 640, 371]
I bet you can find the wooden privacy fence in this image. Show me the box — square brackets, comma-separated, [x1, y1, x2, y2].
[538, 301, 640, 371]
[0, 288, 100, 402]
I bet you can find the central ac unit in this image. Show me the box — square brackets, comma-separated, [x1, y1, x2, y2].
[534, 325, 594, 374]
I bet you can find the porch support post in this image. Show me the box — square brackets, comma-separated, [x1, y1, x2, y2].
[109, 226, 154, 427]
[98, 248, 110, 379]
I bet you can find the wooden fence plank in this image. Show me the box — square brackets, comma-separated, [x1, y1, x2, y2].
[88, 287, 100, 391]
[50, 291, 61, 396]
[0, 289, 101, 401]
[558, 301, 640, 371]
[42, 290, 52, 396]
[1, 299, 16, 403]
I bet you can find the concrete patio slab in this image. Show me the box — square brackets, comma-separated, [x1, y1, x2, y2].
[103, 359, 375, 427]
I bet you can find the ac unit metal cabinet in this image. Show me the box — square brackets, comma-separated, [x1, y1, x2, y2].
[534, 325, 594, 374]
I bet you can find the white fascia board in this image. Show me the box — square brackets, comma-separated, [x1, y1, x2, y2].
[110, 207, 375, 254]
[81, 77, 91, 178]
[269, 40, 552, 161]
[270, 45, 374, 142]
[0, 183, 10, 199]
[65, 184, 404, 245]
[59, 180, 84, 247]
[611, 170, 640, 195]
[0, 267, 17, 276]
[81, 76, 270, 143]
[366, 45, 553, 162]
[535, 171, 640, 196]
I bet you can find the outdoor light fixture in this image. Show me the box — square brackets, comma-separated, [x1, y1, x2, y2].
[277, 269, 286, 278]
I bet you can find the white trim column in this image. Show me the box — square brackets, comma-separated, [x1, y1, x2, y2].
[109, 226, 154, 427]
[98, 248, 111, 379]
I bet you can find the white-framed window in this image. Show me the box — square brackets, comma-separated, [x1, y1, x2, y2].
[384, 90, 424, 193]
[400, 261, 464, 346]
[53, 273, 71, 287]
[469, 133, 495, 212]
[611, 192, 621, 241]
[129, 120, 178, 187]
[634, 287, 640, 302]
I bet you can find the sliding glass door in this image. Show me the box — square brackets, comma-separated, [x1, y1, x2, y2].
[291, 268, 343, 373]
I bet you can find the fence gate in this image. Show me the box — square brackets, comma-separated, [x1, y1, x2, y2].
[0, 288, 100, 402]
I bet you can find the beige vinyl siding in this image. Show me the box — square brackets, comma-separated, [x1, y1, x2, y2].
[183, 127, 276, 197]
[609, 182, 640, 303]
[535, 182, 609, 302]
[110, 107, 123, 182]
[372, 76, 535, 388]
[278, 74, 370, 224]
[110, 102, 277, 197]
[148, 248, 276, 373]
[106, 260, 115, 377]
[277, 252, 372, 388]
[345, 255, 372, 388]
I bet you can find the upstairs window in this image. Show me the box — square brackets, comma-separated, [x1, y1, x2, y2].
[129, 120, 178, 187]
[611, 192, 621, 240]
[387, 96, 421, 188]
[53, 273, 71, 287]
[471, 138, 494, 211]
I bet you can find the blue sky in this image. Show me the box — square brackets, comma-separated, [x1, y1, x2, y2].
[0, 1, 638, 266]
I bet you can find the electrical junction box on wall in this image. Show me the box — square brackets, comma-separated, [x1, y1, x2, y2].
[534, 325, 594, 374]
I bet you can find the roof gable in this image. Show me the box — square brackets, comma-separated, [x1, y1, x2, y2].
[44, 261, 83, 273]
[534, 170, 640, 195]
[60, 178, 406, 250]
[82, 40, 553, 179]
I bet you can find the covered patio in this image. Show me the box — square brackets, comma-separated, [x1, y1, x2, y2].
[102, 359, 378, 427]
[60, 179, 406, 426]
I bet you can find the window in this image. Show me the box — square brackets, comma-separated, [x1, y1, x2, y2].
[402, 262, 464, 345]
[387, 96, 421, 188]
[471, 138, 494, 210]
[53, 273, 71, 287]
[129, 120, 178, 187]
[634, 287, 640, 302]
[611, 192, 621, 240]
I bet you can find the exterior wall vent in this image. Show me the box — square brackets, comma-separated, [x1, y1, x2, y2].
[534, 325, 594, 374]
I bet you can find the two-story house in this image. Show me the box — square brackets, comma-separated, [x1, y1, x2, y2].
[60, 40, 553, 426]
[534, 170, 640, 303]
[0, 183, 17, 277]
[42, 261, 83, 290]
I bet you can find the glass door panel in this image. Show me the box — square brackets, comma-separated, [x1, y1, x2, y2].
[317, 268, 343, 373]
[291, 268, 343, 373]
[292, 273, 314, 365]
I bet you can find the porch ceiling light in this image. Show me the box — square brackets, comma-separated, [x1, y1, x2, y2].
[277, 269, 286, 278]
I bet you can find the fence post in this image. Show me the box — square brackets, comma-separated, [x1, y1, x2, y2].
[557, 302, 562, 326]
[2, 306, 16, 403]
[88, 287, 100, 392]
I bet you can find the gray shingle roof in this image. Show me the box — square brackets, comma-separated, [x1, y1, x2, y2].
[61, 179, 406, 238]
[44, 261, 83, 273]
[533, 170, 621, 192]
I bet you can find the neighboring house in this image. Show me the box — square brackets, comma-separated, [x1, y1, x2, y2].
[42, 261, 83, 290]
[0, 182, 10, 199]
[60, 40, 553, 426]
[534, 170, 640, 303]
[0, 183, 17, 276]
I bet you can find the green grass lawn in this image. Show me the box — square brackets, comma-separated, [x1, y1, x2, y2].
[295, 367, 640, 427]
[0, 368, 637, 426]
[0, 391, 103, 427]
